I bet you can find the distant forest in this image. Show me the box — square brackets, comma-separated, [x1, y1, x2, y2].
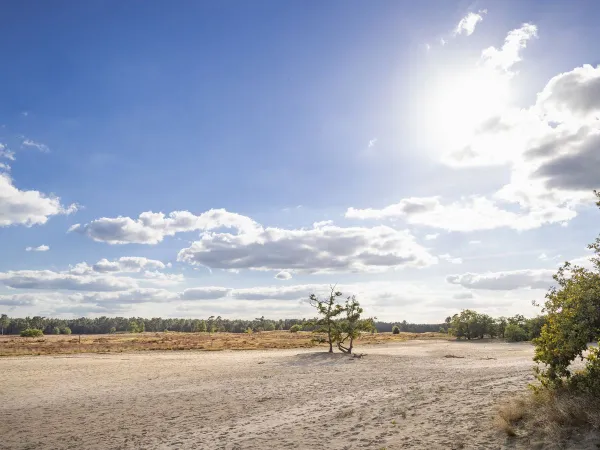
[0, 314, 443, 335]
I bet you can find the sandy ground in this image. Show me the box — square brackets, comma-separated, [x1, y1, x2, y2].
[0, 340, 563, 449]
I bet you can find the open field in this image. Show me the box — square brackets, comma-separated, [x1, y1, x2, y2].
[4, 339, 595, 450]
[0, 331, 447, 356]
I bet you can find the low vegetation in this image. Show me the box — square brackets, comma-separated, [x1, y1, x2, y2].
[495, 191, 600, 446]
[0, 329, 448, 357]
[446, 310, 546, 341]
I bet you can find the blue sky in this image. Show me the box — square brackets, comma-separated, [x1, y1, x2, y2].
[2, 0, 600, 321]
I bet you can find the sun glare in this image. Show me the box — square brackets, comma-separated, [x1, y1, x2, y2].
[428, 68, 510, 146]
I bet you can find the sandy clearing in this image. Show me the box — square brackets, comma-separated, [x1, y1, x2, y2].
[0, 340, 576, 449]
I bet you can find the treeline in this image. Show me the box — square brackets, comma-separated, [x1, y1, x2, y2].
[375, 321, 443, 333]
[446, 310, 547, 342]
[1, 314, 444, 336]
[0, 311, 544, 340]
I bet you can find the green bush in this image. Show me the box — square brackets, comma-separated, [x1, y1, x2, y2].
[52, 327, 61, 335]
[109, 327, 116, 334]
[290, 324, 302, 333]
[392, 325, 400, 334]
[505, 324, 528, 342]
[20, 328, 44, 337]
[61, 327, 72, 335]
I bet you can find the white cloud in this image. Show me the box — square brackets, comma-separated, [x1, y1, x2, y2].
[0, 293, 40, 307]
[0, 270, 137, 292]
[469, 240, 481, 245]
[25, 245, 49, 252]
[346, 195, 570, 232]
[439, 254, 463, 264]
[454, 10, 486, 36]
[446, 269, 555, 290]
[0, 173, 77, 227]
[424, 233, 439, 241]
[180, 287, 232, 300]
[22, 139, 49, 153]
[69, 208, 259, 244]
[275, 270, 292, 280]
[92, 257, 166, 273]
[481, 23, 537, 75]
[177, 222, 436, 273]
[368, 138, 377, 148]
[0, 145, 15, 161]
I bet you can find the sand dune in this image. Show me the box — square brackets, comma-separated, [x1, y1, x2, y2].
[0, 340, 581, 449]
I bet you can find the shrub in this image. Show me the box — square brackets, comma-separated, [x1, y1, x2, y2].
[52, 327, 61, 335]
[505, 324, 528, 342]
[61, 327, 72, 335]
[20, 328, 44, 337]
[290, 324, 302, 333]
[109, 327, 116, 334]
[392, 325, 400, 334]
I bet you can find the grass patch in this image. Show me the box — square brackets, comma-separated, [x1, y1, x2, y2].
[495, 388, 600, 444]
[0, 331, 451, 357]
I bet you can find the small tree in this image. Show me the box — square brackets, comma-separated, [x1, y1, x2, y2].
[61, 327, 72, 335]
[52, 327, 61, 335]
[290, 324, 302, 333]
[308, 286, 345, 353]
[20, 328, 43, 337]
[505, 323, 528, 342]
[392, 325, 400, 334]
[0, 314, 9, 335]
[332, 296, 374, 354]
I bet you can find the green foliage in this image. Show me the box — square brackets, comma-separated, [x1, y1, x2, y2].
[533, 190, 600, 393]
[448, 310, 495, 339]
[504, 324, 528, 342]
[392, 325, 400, 334]
[109, 327, 116, 334]
[289, 324, 302, 333]
[61, 327, 72, 335]
[20, 328, 44, 337]
[308, 287, 345, 353]
[0, 314, 9, 335]
[332, 296, 375, 354]
[52, 326, 61, 335]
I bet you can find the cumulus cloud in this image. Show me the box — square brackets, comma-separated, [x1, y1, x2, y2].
[454, 10, 486, 36]
[536, 64, 600, 122]
[0, 173, 77, 227]
[0, 270, 137, 292]
[442, 64, 600, 224]
[180, 287, 232, 300]
[177, 222, 436, 273]
[69, 209, 259, 244]
[0, 293, 40, 307]
[91, 257, 165, 273]
[481, 23, 537, 75]
[446, 269, 554, 290]
[424, 233, 439, 241]
[25, 245, 49, 252]
[346, 196, 569, 232]
[275, 271, 292, 280]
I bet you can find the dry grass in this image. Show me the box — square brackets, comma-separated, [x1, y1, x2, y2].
[495, 388, 600, 445]
[0, 330, 450, 357]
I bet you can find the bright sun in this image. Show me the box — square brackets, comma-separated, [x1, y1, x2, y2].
[429, 67, 510, 146]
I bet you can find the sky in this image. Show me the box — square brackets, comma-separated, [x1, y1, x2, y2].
[2, 0, 600, 322]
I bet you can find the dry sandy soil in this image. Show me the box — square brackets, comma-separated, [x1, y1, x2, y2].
[0, 340, 587, 450]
